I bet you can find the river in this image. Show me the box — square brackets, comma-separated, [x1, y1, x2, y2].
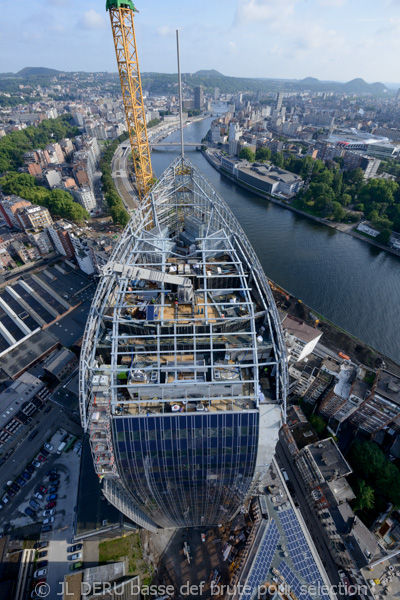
[150, 114, 400, 363]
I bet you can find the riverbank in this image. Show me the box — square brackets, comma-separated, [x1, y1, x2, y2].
[270, 283, 400, 374]
[203, 149, 400, 260]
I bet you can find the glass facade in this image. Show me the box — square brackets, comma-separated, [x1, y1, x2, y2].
[112, 411, 259, 528]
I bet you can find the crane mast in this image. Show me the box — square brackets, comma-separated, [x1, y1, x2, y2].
[106, 1, 153, 202]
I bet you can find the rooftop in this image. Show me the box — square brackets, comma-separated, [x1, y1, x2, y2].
[282, 314, 322, 344]
[306, 437, 352, 481]
[0, 329, 58, 382]
[376, 370, 400, 405]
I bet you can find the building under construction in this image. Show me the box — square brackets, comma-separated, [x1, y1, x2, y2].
[79, 155, 288, 530]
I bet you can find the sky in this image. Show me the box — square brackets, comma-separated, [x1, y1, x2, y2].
[1, 0, 400, 83]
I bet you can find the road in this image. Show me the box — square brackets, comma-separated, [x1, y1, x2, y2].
[111, 117, 206, 213]
[275, 439, 345, 599]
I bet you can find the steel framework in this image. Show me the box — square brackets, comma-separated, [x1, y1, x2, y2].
[107, 2, 153, 201]
[80, 156, 288, 528]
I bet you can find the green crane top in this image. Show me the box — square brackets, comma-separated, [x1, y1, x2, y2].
[106, 1, 138, 11]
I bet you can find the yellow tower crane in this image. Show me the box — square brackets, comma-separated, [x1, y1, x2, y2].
[106, 1, 153, 202]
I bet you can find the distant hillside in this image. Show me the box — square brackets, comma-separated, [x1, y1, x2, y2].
[300, 77, 320, 85]
[300, 76, 387, 94]
[141, 71, 388, 96]
[16, 67, 61, 77]
[192, 69, 224, 78]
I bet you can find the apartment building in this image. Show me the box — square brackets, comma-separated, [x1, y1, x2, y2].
[16, 205, 53, 232]
[0, 197, 32, 228]
[46, 221, 75, 258]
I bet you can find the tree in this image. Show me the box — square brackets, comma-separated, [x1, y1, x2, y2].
[377, 229, 391, 244]
[341, 193, 352, 206]
[332, 202, 346, 221]
[239, 147, 255, 162]
[353, 479, 375, 512]
[271, 152, 284, 168]
[309, 414, 327, 435]
[255, 147, 271, 162]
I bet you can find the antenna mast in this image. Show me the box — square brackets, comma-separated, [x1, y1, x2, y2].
[176, 30, 185, 158]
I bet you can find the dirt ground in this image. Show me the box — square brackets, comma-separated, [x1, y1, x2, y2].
[141, 514, 250, 599]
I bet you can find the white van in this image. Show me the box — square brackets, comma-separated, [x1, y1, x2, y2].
[57, 442, 66, 455]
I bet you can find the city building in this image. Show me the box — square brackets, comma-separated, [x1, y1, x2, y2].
[0, 197, 32, 228]
[45, 142, 64, 164]
[80, 155, 287, 531]
[71, 185, 96, 212]
[69, 233, 96, 275]
[0, 372, 50, 447]
[27, 230, 54, 255]
[282, 315, 322, 364]
[220, 157, 304, 197]
[276, 91, 284, 112]
[47, 221, 75, 258]
[194, 86, 204, 111]
[43, 347, 78, 382]
[349, 369, 400, 433]
[16, 205, 53, 232]
[230, 463, 334, 600]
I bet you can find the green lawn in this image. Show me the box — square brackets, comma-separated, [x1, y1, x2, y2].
[99, 532, 152, 578]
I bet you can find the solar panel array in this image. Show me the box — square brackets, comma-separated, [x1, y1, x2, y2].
[241, 520, 280, 600]
[278, 560, 314, 600]
[279, 508, 321, 585]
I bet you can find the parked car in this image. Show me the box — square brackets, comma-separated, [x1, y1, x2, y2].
[25, 507, 35, 517]
[7, 489, 16, 498]
[29, 499, 40, 511]
[38, 455, 46, 463]
[33, 568, 47, 578]
[44, 443, 53, 451]
[41, 525, 52, 533]
[32, 460, 41, 469]
[45, 502, 56, 509]
[46, 469, 57, 477]
[1, 496, 9, 504]
[70, 562, 82, 571]
[28, 431, 39, 442]
[11, 483, 20, 493]
[17, 477, 26, 487]
[39, 486, 47, 494]
[37, 551, 47, 558]
[46, 494, 57, 502]
[36, 560, 48, 569]
[22, 471, 31, 480]
[41, 448, 49, 457]
[34, 492, 43, 500]
[43, 406, 52, 414]
[42, 509, 55, 517]
[48, 486, 58, 494]
[67, 544, 83, 553]
[49, 474, 59, 482]
[69, 552, 82, 561]
[43, 517, 54, 525]
[34, 541, 48, 549]
[26, 465, 35, 474]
